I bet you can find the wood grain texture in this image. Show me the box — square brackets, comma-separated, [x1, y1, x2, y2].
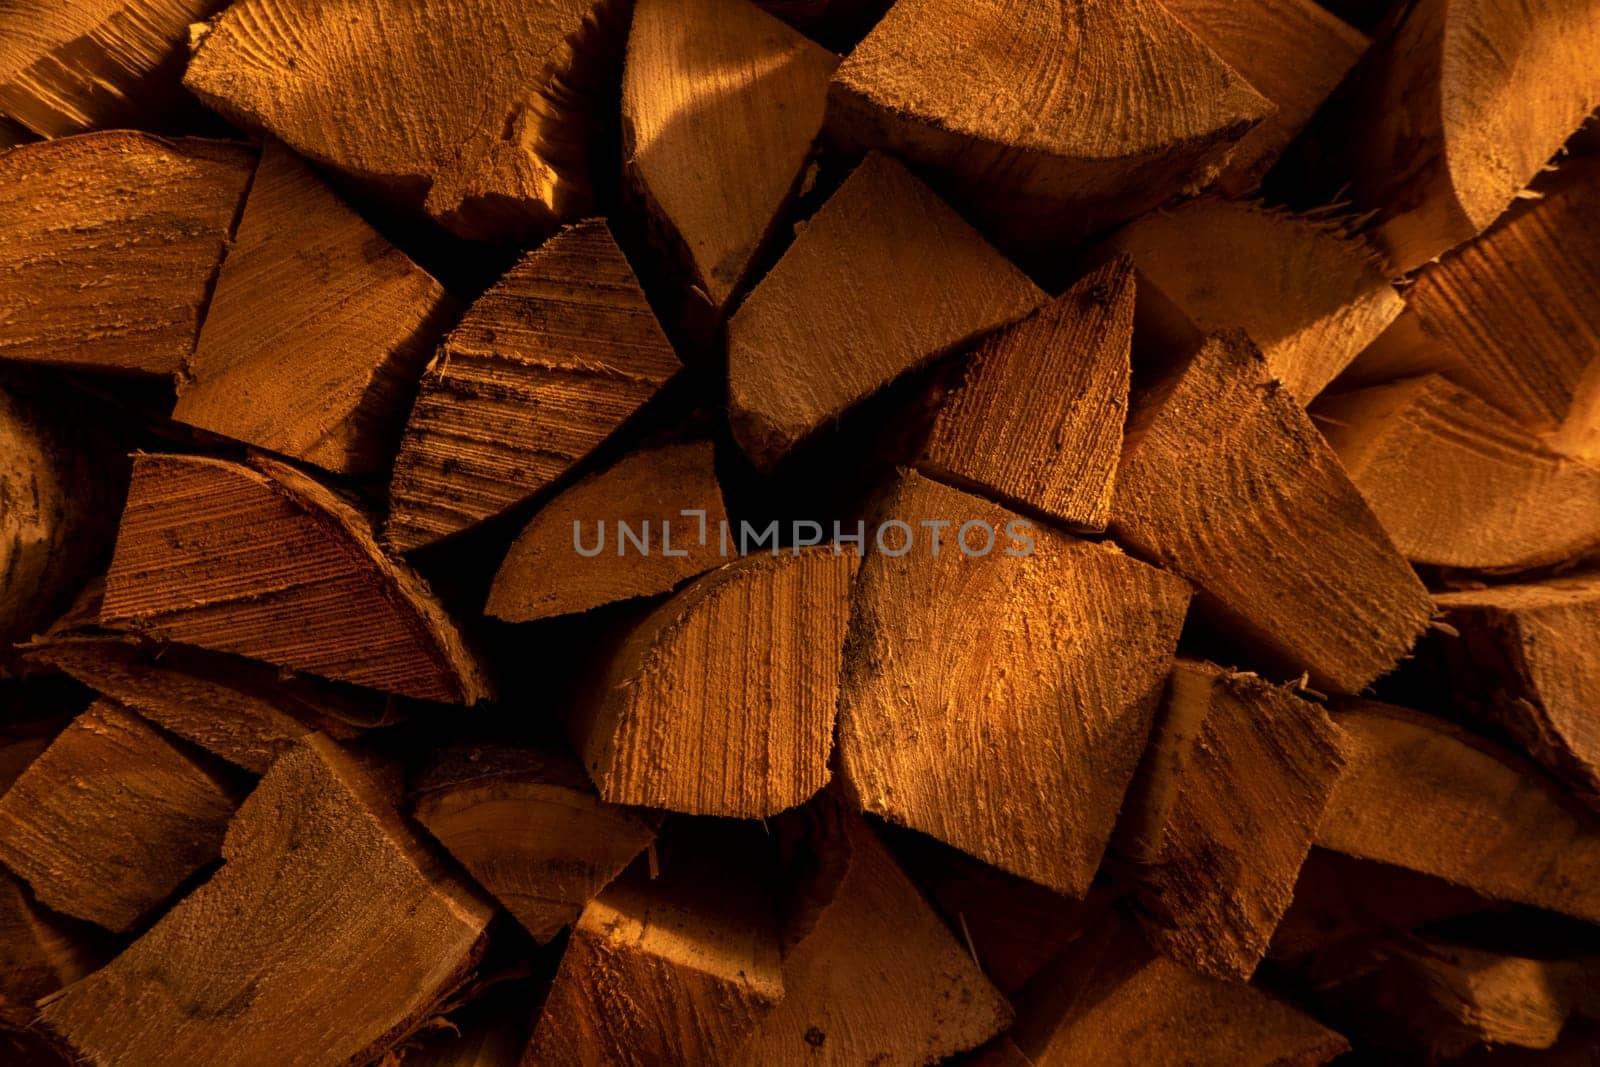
[838, 472, 1191, 895]
[39, 733, 495, 1067]
[1316, 702, 1600, 924]
[1010, 913, 1350, 1066]
[570, 546, 858, 818]
[1431, 573, 1600, 808]
[736, 808, 1012, 1065]
[1297, 936, 1577, 1059]
[1325, 0, 1600, 271]
[728, 152, 1044, 470]
[22, 634, 374, 774]
[386, 219, 680, 551]
[0, 700, 237, 932]
[1404, 157, 1600, 463]
[0, 376, 122, 653]
[1318, 375, 1600, 572]
[623, 0, 837, 313]
[411, 743, 656, 943]
[525, 837, 784, 1066]
[1157, 0, 1368, 195]
[0, 869, 103, 1031]
[1101, 198, 1403, 402]
[827, 0, 1271, 254]
[1110, 331, 1432, 694]
[174, 140, 457, 476]
[485, 440, 729, 623]
[0, 131, 253, 376]
[101, 453, 492, 704]
[917, 259, 1133, 533]
[0, 0, 225, 135]
[1114, 660, 1347, 981]
[183, 0, 627, 241]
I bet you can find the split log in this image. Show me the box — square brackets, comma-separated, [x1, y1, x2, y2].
[0, 870, 104, 1032]
[38, 733, 496, 1066]
[886, 826, 1108, 995]
[915, 259, 1133, 533]
[1318, 375, 1600, 572]
[0, 132, 253, 376]
[184, 0, 629, 242]
[525, 830, 784, 1066]
[728, 151, 1044, 471]
[0, 727, 107, 1031]
[485, 440, 729, 623]
[0, 0, 224, 136]
[1008, 912, 1350, 1066]
[1109, 331, 1433, 694]
[410, 743, 657, 943]
[101, 453, 492, 704]
[1269, 849, 1501, 967]
[1316, 702, 1600, 924]
[1298, 936, 1576, 1059]
[173, 140, 458, 476]
[1430, 573, 1600, 807]
[386, 220, 681, 552]
[21, 634, 379, 774]
[622, 0, 838, 319]
[1156, 0, 1369, 195]
[1114, 660, 1347, 980]
[0, 700, 239, 932]
[1403, 157, 1600, 464]
[0, 375, 123, 655]
[825, 0, 1271, 255]
[738, 806, 1012, 1064]
[569, 545, 858, 817]
[1321, 0, 1600, 271]
[1098, 198, 1403, 401]
[838, 471, 1190, 895]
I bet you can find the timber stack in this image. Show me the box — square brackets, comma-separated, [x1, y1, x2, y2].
[2, 0, 1600, 1063]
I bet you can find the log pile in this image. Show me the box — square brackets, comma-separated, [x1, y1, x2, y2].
[1, 0, 1599, 1063]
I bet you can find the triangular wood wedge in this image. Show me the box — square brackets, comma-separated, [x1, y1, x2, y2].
[526, 831, 784, 1065]
[826, 0, 1271, 253]
[838, 471, 1191, 895]
[728, 152, 1044, 470]
[1430, 573, 1600, 808]
[1404, 157, 1600, 464]
[0, 869, 104, 1032]
[411, 743, 657, 944]
[1114, 660, 1347, 981]
[101, 453, 492, 704]
[1099, 197, 1403, 402]
[386, 219, 681, 552]
[39, 734, 495, 1067]
[0, 701, 237, 932]
[183, 0, 628, 241]
[916, 259, 1134, 532]
[1316, 702, 1600, 924]
[622, 0, 838, 316]
[569, 545, 858, 817]
[485, 440, 729, 622]
[1318, 375, 1600, 572]
[736, 805, 1013, 1065]
[0, 131, 253, 376]
[174, 140, 458, 476]
[1158, 0, 1369, 195]
[22, 634, 376, 774]
[0, 0, 225, 136]
[1009, 914, 1350, 1066]
[1110, 332, 1433, 694]
[1323, 0, 1600, 271]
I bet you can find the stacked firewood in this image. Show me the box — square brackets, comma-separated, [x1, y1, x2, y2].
[2, 0, 1600, 1063]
